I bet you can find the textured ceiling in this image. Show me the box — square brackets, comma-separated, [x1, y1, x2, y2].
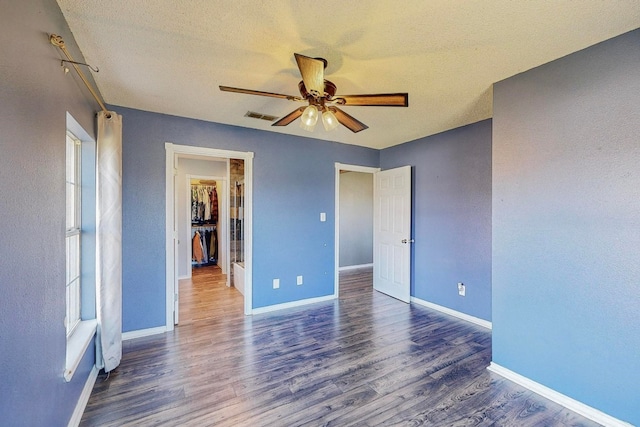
[56, 1, 640, 149]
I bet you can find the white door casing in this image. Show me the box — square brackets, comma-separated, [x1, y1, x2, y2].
[173, 156, 180, 324]
[166, 143, 254, 331]
[373, 165, 412, 303]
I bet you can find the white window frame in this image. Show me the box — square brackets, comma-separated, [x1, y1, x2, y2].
[64, 122, 97, 383]
[66, 131, 82, 337]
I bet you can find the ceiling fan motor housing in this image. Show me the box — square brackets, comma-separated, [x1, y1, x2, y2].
[298, 80, 337, 102]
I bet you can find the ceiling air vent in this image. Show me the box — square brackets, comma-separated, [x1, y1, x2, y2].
[245, 111, 278, 122]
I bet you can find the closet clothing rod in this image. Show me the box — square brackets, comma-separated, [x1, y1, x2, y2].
[50, 34, 111, 117]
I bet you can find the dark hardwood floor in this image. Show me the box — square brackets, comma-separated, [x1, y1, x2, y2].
[80, 267, 601, 426]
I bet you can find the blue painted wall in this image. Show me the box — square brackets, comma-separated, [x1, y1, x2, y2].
[492, 29, 640, 425]
[117, 106, 379, 330]
[380, 120, 493, 321]
[0, 1, 98, 425]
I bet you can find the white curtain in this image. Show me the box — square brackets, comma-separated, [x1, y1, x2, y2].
[95, 111, 123, 372]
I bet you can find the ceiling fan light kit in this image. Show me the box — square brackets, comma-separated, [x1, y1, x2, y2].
[220, 53, 408, 133]
[300, 105, 319, 131]
[322, 109, 339, 131]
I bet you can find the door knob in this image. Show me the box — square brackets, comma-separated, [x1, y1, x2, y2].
[401, 239, 415, 244]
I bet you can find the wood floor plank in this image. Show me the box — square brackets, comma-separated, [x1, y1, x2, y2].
[80, 266, 603, 426]
[344, 351, 494, 426]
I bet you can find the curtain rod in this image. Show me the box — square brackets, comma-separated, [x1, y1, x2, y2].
[50, 34, 111, 118]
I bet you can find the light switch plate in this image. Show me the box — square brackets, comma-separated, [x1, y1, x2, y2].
[458, 282, 465, 296]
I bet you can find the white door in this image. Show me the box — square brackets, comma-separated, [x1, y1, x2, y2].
[373, 166, 412, 302]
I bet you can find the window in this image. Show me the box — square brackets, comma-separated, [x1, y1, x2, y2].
[64, 114, 97, 382]
[66, 131, 81, 336]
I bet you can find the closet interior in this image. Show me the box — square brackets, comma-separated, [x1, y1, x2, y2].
[191, 179, 219, 267]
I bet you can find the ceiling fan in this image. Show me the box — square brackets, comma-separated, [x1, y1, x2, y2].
[220, 53, 408, 133]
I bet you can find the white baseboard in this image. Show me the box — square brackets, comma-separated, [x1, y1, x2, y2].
[410, 296, 492, 329]
[339, 263, 373, 271]
[122, 326, 167, 341]
[487, 362, 632, 427]
[252, 294, 336, 315]
[67, 365, 98, 427]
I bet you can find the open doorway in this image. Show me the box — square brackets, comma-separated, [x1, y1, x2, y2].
[181, 170, 227, 280]
[334, 163, 379, 296]
[177, 160, 246, 324]
[165, 143, 253, 331]
[189, 176, 224, 273]
[177, 172, 228, 325]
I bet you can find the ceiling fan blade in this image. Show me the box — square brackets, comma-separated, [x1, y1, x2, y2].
[294, 53, 325, 97]
[272, 108, 305, 127]
[334, 93, 409, 107]
[219, 85, 303, 101]
[331, 107, 369, 133]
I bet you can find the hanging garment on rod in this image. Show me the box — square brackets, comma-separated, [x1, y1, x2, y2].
[202, 230, 209, 263]
[192, 225, 217, 266]
[203, 187, 210, 221]
[192, 231, 204, 263]
[203, 230, 210, 263]
[205, 228, 218, 262]
[191, 184, 218, 224]
[191, 198, 198, 222]
[210, 187, 218, 224]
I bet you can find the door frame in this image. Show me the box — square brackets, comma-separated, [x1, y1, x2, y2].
[166, 143, 254, 331]
[334, 162, 380, 297]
